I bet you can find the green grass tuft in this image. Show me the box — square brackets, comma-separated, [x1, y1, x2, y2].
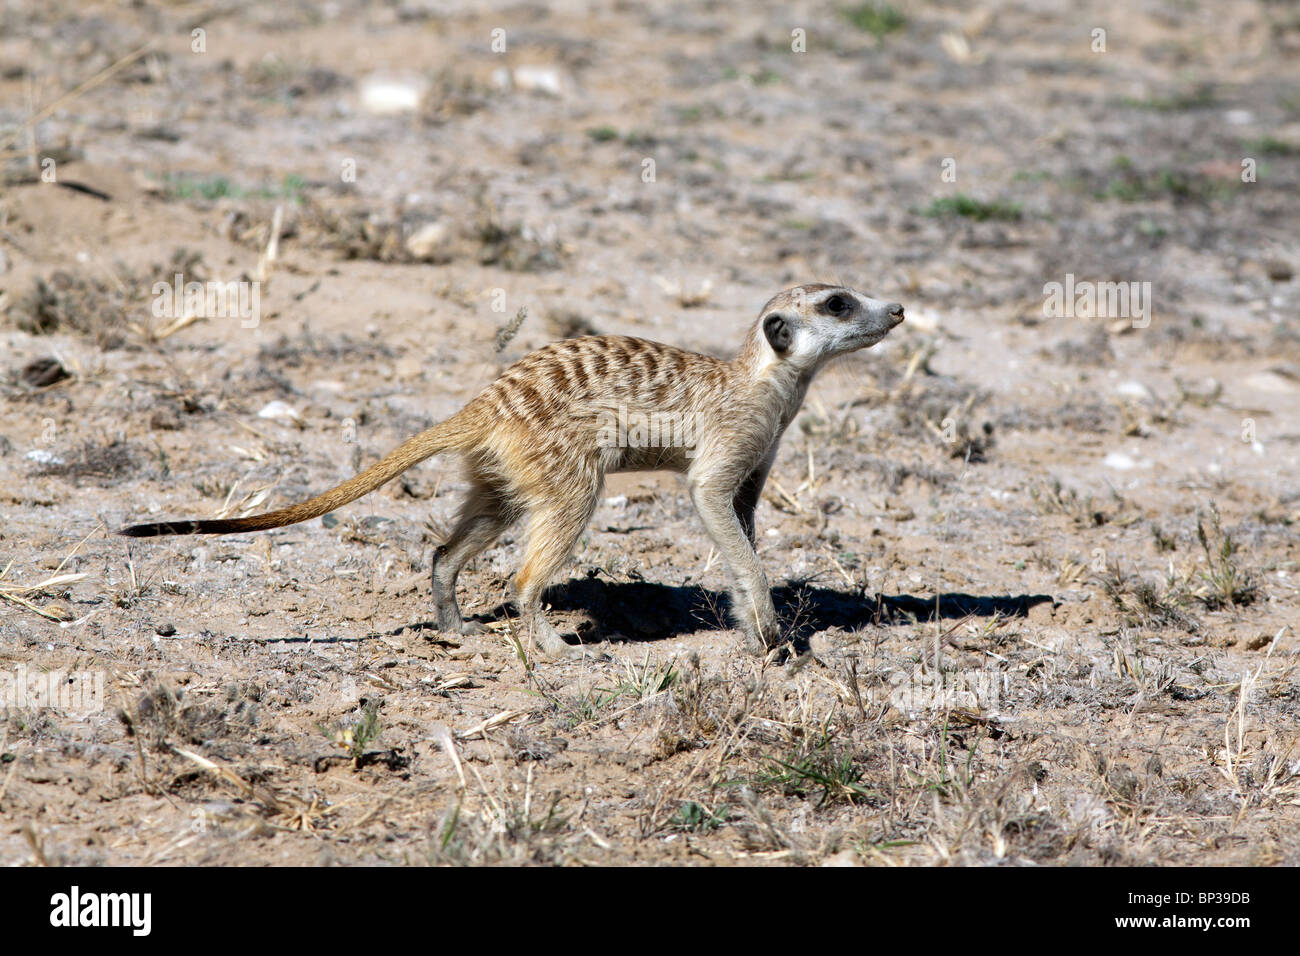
[755, 728, 876, 807]
[1195, 504, 1259, 609]
[842, 3, 906, 38]
[164, 173, 306, 203]
[924, 194, 1022, 222]
[1241, 135, 1299, 157]
[1117, 86, 1218, 111]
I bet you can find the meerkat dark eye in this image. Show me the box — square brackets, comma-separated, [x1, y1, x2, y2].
[824, 295, 850, 317]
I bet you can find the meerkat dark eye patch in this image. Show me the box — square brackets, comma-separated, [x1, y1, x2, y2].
[821, 295, 851, 317]
[763, 313, 793, 353]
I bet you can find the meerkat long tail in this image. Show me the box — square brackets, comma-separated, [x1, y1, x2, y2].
[119, 416, 475, 537]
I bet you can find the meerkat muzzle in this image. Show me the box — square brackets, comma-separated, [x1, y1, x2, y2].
[887, 303, 905, 327]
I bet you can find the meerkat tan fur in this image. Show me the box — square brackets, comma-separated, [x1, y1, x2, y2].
[120, 284, 904, 658]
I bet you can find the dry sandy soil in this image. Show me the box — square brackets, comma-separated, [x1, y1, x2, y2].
[1, 0, 1298, 866]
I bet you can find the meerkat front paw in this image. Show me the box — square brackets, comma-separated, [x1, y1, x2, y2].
[738, 608, 783, 656]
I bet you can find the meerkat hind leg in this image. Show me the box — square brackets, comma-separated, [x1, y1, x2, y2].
[514, 494, 601, 659]
[432, 488, 512, 635]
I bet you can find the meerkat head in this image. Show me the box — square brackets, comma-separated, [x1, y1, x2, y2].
[757, 284, 905, 372]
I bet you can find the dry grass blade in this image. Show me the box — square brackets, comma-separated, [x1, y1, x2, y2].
[256, 204, 285, 283]
[0, 571, 89, 595]
[766, 477, 803, 513]
[431, 674, 473, 692]
[131, 309, 207, 343]
[173, 747, 331, 831]
[0, 43, 156, 152]
[1219, 626, 1290, 818]
[0, 742, 24, 803]
[22, 823, 52, 866]
[0, 587, 82, 622]
[0, 525, 98, 621]
[0, 2, 238, 151]
[456, 709, 528, 740]
[432, 725, 467, 790]
[214, 478, 277, 519]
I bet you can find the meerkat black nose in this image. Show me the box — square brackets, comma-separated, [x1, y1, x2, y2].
[887, 303, 905, 326]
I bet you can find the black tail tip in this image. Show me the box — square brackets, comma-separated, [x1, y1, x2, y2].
[118, 522, 199, 537]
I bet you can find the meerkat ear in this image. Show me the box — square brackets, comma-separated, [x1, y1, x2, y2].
[763, 313, 793, 353]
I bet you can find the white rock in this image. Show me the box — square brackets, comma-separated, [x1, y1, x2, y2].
[1115, 381, 1155, 402]
[1244, 370, 1300, 394]
[603, 495, 628, 508]
[405, 221, 452, 260]
[505, 65, 565, 96]
[25, 449, 63, 465]
[359, 74, 426, 114]
[257, 400, 301, 423]
[1103, 451, 1137, 470]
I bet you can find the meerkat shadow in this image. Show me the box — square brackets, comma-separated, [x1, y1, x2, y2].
[524, 578, 1054, 650]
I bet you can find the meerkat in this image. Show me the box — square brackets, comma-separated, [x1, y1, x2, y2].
[120, 284, 904, 658]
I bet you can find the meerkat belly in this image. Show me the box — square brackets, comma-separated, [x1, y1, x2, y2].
[592, 396, 701, 471]
[603, 443, 693, 473]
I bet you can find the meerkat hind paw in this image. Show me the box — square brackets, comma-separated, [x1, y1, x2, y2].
[532, 619, 604, 660]
[551, 641, 606, 661]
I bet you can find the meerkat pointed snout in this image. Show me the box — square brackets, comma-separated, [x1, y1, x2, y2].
[119, 283, 903, 660]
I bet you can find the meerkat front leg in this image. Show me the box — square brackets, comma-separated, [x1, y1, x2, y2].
[432, 483, 513, 635]
[690, 472, 781, 653]
[732, 449, 776, 547]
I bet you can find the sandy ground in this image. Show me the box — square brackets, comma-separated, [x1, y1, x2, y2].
[0, 0, 1298, 865]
